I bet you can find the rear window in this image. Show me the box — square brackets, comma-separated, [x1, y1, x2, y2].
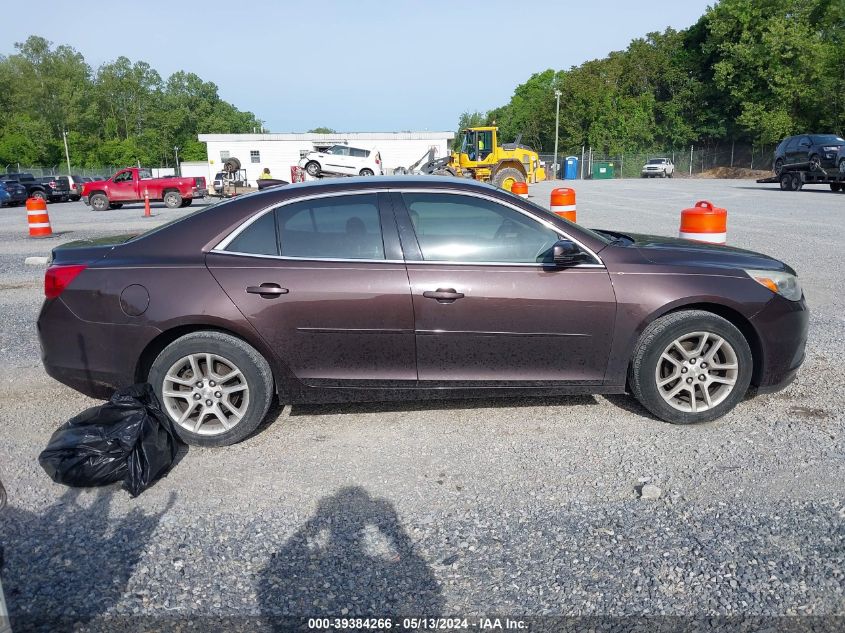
[350, 148, 370, 158]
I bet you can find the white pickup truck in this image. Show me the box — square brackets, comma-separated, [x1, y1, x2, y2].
[641, 157, 675, 178]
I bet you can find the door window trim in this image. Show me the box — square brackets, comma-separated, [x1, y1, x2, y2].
[211, 187, 604, 268]
[212, 189, 403, 263]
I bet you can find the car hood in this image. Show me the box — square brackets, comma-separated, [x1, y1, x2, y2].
[621, 232, 794, 274]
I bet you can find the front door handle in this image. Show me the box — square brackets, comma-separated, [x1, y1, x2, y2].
[423, 288, 465, 303]
[247, 283, 289, 298]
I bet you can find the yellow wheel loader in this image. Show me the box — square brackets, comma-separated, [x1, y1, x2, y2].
[395, 126, 546, 191]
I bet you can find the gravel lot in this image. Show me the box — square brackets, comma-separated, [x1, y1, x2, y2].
[0, 180, 843, 631]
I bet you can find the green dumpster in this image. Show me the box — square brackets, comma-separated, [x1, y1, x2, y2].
[592, 161, 614, 179]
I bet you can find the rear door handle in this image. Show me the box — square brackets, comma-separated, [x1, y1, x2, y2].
[423, 288, 465, 303]
[247, 283, 289, 298]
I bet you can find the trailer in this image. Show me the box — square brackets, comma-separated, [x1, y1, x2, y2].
[757, 167, 845, 192]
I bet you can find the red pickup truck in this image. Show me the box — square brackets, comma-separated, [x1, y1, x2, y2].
[81, 167, 207, 211]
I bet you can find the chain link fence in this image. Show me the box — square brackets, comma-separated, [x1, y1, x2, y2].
[3, 165, 122, 178]
[540, 143, 776, 179]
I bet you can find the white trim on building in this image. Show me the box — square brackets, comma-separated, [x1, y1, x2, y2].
[195, 131, 455, 184]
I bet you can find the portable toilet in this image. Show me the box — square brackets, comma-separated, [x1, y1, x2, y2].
[564, 156, 579, 180]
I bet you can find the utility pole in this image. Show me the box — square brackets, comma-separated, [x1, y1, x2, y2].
[174, 146, 180, 176]
[553, 89, 562, 180]
[689, 145, 694, 176]
[62, 130, 71, 175]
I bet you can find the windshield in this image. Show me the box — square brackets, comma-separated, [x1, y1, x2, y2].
[647, 159, 667, 164]
[811, 134, 844, 144]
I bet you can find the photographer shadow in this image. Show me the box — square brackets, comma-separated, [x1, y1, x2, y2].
[258, 486, 443, 630]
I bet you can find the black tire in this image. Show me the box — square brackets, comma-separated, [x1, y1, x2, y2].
[90, 193, 109, 211]
[830, 183, 842, 192]
[628, 310, 753, 425]
[808, 154, 821, 171]
[491, 167, 524, 190]
[839, 159, 845, 175]
[668, 170, 673, 178]
[779, 172, 796, 191]
[774, 158, 784, 175]
[108, 203, 123, 209]
[148, 331, 274, 447]
[163, 191, 182, 209]
[70, 195, 80, 202]
[305, 161, 321, 177]
[359, 168, 374, 176]
[31, 190, 47, 201]
[791, 174, 803, 191]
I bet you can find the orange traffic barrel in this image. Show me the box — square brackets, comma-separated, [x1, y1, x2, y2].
[26, 197, 53, 238]
[550, 188, 576, 222]
[679, 200, 727, 244]
[511, 181, 528, 198]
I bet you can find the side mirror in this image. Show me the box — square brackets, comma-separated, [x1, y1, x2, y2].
[552, 239, 589, 266]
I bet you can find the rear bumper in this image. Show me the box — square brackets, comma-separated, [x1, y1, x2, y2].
[38, 297, 160, 399]
[749, 294, 809, 392]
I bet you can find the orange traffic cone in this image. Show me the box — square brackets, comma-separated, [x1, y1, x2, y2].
[550, 188, 577, 222]
[27, 198, 53, 238]
[679, 200, 727, 244]
[511, 181, 529, 198]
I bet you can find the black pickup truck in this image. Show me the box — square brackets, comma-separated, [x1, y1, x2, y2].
[37, 176, 71, 202]
[2, 173, 52, 201]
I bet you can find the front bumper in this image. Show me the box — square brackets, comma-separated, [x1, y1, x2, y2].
[749, 294, 809, 392]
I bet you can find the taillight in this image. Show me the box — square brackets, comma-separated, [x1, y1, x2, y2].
[45, 264, 87, 299]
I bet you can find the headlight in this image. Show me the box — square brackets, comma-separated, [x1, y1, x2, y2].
[744, 269, 802, 301]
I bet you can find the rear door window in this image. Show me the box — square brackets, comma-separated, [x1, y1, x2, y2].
[275, 194, 384, 260]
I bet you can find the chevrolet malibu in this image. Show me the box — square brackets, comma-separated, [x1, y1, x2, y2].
[38, 177, 808, 446]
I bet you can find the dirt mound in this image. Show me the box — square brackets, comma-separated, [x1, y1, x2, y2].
[691, 167, 772, 179]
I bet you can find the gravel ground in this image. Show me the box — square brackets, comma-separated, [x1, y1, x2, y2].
[0, 181, 843, 632]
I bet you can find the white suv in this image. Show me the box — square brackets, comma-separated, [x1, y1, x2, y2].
[299, 145, 383, 178]
[641, 157, 675, 178]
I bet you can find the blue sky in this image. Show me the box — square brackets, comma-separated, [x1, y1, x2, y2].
[3, 0, 713, 132]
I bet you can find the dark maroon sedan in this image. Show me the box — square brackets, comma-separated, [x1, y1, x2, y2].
[38, 177, 808, 446]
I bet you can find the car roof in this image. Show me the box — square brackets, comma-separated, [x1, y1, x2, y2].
[270, 175, 502, 195]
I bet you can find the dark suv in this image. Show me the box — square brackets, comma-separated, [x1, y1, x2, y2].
[773, 134, 845, 174]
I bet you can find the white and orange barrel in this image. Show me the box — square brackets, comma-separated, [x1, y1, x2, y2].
[679, 200, 727, 244]
[511, 181, 528, 198]
[26, 197, 53, 238]
[550, 187, 576, 222]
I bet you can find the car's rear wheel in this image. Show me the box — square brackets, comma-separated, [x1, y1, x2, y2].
[31, 190, 47, 201]
[149, 332, 274, 447]
[774, 158, 784, 175]
[359, 168, 374, 176]
[628, 310, 752, 424]
[305, 161, 321, 177]
[163, 191, 182, 209]
[90, 193, 109, 211]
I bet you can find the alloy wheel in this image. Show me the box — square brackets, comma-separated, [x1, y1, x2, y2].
[654, 331, 739, 413]
[162, 352, 250, 436]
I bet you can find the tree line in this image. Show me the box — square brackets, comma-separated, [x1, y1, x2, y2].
[0, 36, 261, 169]
[457, 0, 844, 154]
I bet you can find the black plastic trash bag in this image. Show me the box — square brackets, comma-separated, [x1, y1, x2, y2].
[39, 384, 182, 497]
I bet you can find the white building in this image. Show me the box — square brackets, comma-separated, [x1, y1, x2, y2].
[194, 131, 455, 184]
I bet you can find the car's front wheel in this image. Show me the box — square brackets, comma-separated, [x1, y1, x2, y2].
[809, 154, 821, 171]
[628, 310, 753, 424]
[839, 159, 845, 174]
[148, 331, 274, 447]
[359, 168, 374, 176]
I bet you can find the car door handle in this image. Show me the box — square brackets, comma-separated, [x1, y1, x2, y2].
[423, 288, 465, 303]
[247, 283, 289, 298]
